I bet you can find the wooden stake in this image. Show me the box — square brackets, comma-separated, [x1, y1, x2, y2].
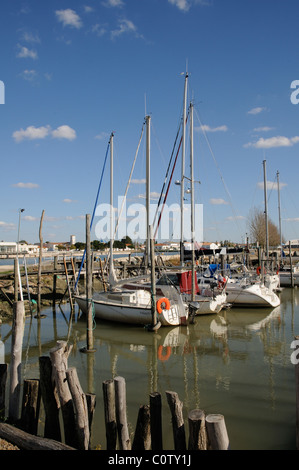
[114, 376, 131, 450]
[188, 409, 207, 450]
[9, 301, 25, 423]
[103, 379, 117, 450]
[205, 413, 229, 450]
[66, 367, 90, 450]
[165, 390, 186, 451]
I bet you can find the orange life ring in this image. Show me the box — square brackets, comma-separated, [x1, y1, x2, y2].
[256, 266, 266, 275]
[158, 345, 171, 361]
[156, 297, 171, 314]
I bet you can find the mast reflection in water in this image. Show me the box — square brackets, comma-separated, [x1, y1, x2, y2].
[1, 287, 297, 450]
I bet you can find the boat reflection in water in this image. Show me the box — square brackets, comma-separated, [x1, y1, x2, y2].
[1, 288, 297, 450]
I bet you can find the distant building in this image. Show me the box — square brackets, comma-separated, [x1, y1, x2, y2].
[70, 235, 76, 246]
[0, 242, 42, 254]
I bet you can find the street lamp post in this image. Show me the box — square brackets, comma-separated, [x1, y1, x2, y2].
[17, 208, 25, 301]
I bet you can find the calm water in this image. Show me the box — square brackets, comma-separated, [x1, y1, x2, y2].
[1, 287, 298, 450]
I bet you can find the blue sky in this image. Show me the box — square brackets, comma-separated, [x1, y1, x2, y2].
[1, 0, 299, 245]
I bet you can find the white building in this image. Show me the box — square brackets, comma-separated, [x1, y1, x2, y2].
[0, 242, 42, 254]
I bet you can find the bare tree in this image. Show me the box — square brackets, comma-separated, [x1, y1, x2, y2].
[248, 207, 282, 247]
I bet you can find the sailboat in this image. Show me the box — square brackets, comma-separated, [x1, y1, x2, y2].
[74, 121, 188, 327]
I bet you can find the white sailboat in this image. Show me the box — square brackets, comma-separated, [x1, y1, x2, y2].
[74, 121, 188, 327]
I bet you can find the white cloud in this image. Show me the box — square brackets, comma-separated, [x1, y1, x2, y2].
[199, 124, 228, 133]
[111, 19, 137, 39]
[12, 125, 50, 142]
[16, 45, 38, 59]
[257, 180, 287, 190]
[21, 32, 41, 43]
[102, 0, 124, 6]
[95, 131, 109, 140]
[63, 198, 77, 203]
[244, 136, 299, 149]
[168, 0, 211, 11]
[52, 125, 77, 141]
[12, 182, 39, 188]
[131, 179, 146, 184]
[253, 126, 274, 132]
[168, 0, 190, 11]
[210, 198, 228, 205]
[55, 9, 82, 29]
[20, 69, 37, 81]
[226, 215, 246, 221]
[248, 107, 266, 115]
[0, 221, 15, 231]
[13, 124, 76, 142]
[23, 215, 38, 221]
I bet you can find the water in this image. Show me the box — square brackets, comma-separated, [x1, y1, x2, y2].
[1, 287, 298, 450]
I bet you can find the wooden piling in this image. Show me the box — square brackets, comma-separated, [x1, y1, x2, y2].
[188, 409, 207, 450]
[165, 390, 186, 451]
[49, 341, 77, 448]
[39, 356, 61, 441]
[37, 209, 45, 312]
[83, 213, 95, 353]
[102, 379, 117, 450]
[0, 364, 8, 420]
[66, 367, 90, 450]
[9, 300, 25, 423]
[132, 404, 151, 450]
[20, 379, 41, 435]
[205, 413, 229, 450]
[150, 391, 163, 450]
[114, 376, 131, 450]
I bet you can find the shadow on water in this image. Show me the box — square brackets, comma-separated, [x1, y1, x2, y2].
[1, 287, 298, 449]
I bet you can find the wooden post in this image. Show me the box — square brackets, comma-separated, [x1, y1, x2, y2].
[0, 364, 8, 420]
[0, 422, 76, 450]
[103, 379, 117, 450]
[82, 214, 96, 353]
[205, 414, 229, 450]
[66, 367, 90, 450]
[188, 409, 207, 450]
[165, 390, 186, 451]
[37, 209, 45, 312]
[49, 341, 77, 448]
[14, 259, 18, 302]
[9, 300, 25, 423]
[63, 256, 74, 310]
[114, 376, 131, 450]
[132, 405, 151, 450]
[20, 379, 41, 435]
[53, 255, 58, 303]
[39, 356, 61, 441]
[150, 391, 163, 450]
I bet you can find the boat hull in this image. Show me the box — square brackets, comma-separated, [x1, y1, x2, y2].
[225, 285, 280, 308]
[74, 294, 187, 327]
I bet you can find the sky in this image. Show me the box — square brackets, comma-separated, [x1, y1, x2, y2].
[1, 0, 299, 246]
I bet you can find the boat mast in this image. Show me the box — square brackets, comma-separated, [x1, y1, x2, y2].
[263, 159, 269, 260]
[146, 115, 151, 268]
[180, 72, 188, 265]
[190, 102, 195, 301]
[277, 170, 282, 258]
[109, 132, 114, 276]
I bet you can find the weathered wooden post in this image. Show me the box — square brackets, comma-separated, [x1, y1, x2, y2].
[205, 413, 229, 450]
[20, 379, 41, 435]
[290, 241, 294, 287]
[14, 258, 18, 302]
[150, 391, 163, 450]
[39, 356, 61, 441]
[132, 405, 151, 450]
[0, 364, 8, 420]
[9, 300, 25, 423]
[103, 379, 117, 450]
[66, 367, 90, 450]
[114, 376, 131, 450]
[37, 209, 45, 313]
[165, 390, 186, 451]
[188, 409, 207, 450]
[49, 341, 77, 448]
[81, 214, 96, 353]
